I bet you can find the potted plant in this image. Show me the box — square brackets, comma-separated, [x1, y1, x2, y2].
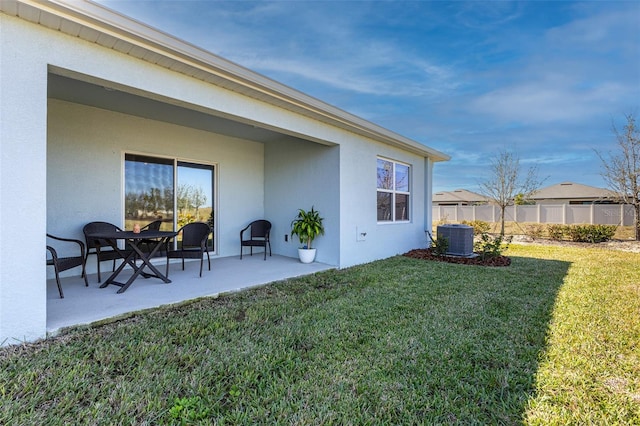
[290, 206, 325, 263]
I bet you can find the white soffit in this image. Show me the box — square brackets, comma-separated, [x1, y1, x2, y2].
[1, 0, 450, 162]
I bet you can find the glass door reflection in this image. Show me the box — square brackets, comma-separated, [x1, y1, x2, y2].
[177, 162, 215, 252]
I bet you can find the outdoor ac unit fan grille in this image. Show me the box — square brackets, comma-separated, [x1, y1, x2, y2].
[437, 224, 474, 256]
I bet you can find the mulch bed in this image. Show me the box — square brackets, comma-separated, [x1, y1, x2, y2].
[403, 248, 511, 267]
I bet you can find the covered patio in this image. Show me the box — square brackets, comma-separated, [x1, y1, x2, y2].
[47, 255, 333, 335]
[2, 0, 445, 345]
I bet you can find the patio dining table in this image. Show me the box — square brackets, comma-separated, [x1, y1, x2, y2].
[87, 230, 177, 293]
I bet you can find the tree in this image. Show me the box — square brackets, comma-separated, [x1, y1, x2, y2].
[597, 113, 640, 240]
[479, 149, 545, 235]
[177, 184, 192, 215]
[514, 193, 535, 205]
[191, 186, 207, 220]
[143, 187, 162, 214]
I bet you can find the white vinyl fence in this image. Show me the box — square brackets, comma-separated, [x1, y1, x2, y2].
[432, 204, 635, 226]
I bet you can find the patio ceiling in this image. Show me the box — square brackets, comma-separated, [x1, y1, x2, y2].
[48, 72, 311, 145]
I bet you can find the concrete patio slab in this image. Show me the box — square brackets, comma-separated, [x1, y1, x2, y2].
[47, 254, 333, 334]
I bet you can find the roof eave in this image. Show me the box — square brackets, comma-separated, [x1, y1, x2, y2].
[3, 0, 450, 162]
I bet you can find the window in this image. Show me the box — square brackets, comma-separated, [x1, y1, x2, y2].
[124, 154, 174, 230]
[125, 154, 215, 251]
[377, 158, 410, 222]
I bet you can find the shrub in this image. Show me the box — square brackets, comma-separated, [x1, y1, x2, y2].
[566, 224, 617, 243]
[547, 224, 565, 240]
[432, 236, 450, 256]
[427, 231, 449, 256]
[595, 225, 617, 242]
[524, 224, 545, 239]
[178, 213, 196, 228]
[462, 220, 491, 236]
[474, 233, 511, 260]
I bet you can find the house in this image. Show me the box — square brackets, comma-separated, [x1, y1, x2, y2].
[432, 189, 489, 206]
[531, 182, 618, 205]
[0, 0, 449, 344]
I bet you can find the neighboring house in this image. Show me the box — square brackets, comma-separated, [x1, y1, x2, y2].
[432, 189, 489, 206]
[0, 1, 449, 343]
[432, 182, 629, 226]
[433, 182, 618, 207]
[531, 182, 619, 205]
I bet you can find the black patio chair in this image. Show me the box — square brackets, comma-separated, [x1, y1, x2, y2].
[240, 220, 272, 260]
[83, 221, 132, 283]
[166, 222, 211, 277]
[46, 233, 89, 298]
[141, 220, 162, 232]
[140, 219, 164, 256]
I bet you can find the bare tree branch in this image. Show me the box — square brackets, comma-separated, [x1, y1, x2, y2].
[596, 112, 640, 240]
[479, 149, 546, 235]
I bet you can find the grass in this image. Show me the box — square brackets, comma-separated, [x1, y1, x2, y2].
[1, 245, 639, 424]
[523, 245, 640, 424]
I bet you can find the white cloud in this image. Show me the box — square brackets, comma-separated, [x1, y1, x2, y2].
[453, 1, 525, 30]
[464, 4, 639, 126]
[238, 52, 458, 98]
[469, 80, 629, 124]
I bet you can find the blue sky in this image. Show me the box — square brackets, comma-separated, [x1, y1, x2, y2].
[97, 0, 639, 193]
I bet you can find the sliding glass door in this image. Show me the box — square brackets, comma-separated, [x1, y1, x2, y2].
[124, 154, 174, 231]
[124, 154, 215, 252]
[177, 161, 215, 250]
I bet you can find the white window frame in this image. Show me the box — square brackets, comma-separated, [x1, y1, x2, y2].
[377, 157, 411, 223]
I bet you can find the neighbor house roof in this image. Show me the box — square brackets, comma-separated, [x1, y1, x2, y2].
[532, 182, 617, 201]
[433, 189, 489, 204]
[0, 0, 450, 162]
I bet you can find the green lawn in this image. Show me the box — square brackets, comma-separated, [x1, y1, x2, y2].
[1, 244, 638, 424]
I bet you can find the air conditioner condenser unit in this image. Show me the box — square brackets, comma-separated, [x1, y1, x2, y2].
[436, 224, 474, 256]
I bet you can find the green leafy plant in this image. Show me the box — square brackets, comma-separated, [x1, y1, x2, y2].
[474, 232, 511, 260]
[547, 224, 565, 240]
[169, 396, 211, 423]
[177, 213, 196, 228]
[291, 206, 325, 249]
[566, 224, 617, 243]
[514, 193, 536, 205]
[207, 211, 215, 229]
[427, 231, 449, 256]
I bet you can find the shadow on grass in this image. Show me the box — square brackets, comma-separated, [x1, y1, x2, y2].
[0, 253, 570, 424]
[385, 253, 571, 424]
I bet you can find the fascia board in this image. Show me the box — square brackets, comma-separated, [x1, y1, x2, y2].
[4, 0, 450, 162]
